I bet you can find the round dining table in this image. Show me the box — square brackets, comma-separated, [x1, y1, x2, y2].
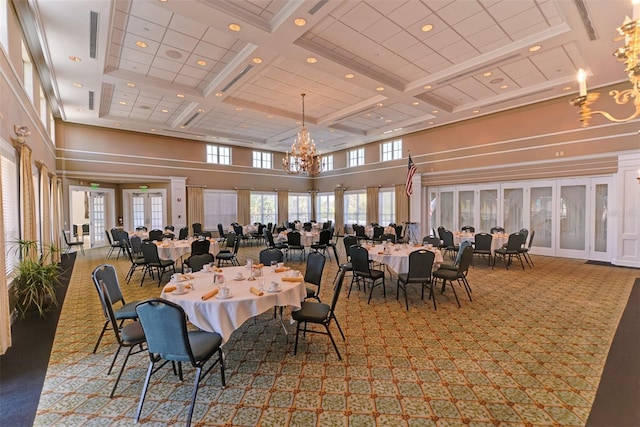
[160, 265, 306, 343]
[453, 232, 508, 252]
[156, 238, 219, 261]
[366, 243, 444, 274]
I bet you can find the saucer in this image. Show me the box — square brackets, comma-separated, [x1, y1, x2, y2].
[233, 276, 245, 281]
[216, 293, 233, 300]
[172, 289, 189, 295]
[267, 288, 281, 293]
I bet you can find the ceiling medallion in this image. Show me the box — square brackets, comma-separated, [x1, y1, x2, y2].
[282, 93, 322, 176]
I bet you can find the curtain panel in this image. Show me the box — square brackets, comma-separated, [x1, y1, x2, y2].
[395, 184, 409, 225]
[51, 177, 61, 263]
[236, 189, 250, 225]
[38, 163, 52, 257]
[277, 190, 288, 226]
[366, 186, 379, 225]
[334, 188, 344, 236]
[187, 187, 204, 231]
[0, 157, 10, 354]
[17, 144, 36, 259]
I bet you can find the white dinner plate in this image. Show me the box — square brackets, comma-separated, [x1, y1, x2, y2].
[172, 289, 189, 295]
[267, 288, 282, 293]
[233, 276, 245, 281]
[217, 293, 233, 300]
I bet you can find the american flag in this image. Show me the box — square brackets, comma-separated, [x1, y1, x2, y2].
[406, 154, 417, 196]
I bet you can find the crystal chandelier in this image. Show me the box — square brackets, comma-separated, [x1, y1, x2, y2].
[282, 93, 322, 175]
[571, 0, 640, 127]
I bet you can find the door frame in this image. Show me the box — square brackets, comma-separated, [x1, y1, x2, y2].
[68, 185, 115, 248]
[122, 188, 167, 231]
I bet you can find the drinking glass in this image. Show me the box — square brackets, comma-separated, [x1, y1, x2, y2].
[271, 260, 277, 272]
[184, 267, 192, 276]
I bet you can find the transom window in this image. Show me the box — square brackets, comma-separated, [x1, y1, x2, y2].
[348, 148, 364, 167]
[252, 151, 272, 169]
[381, 139, 402, 161]
[321, 155, 334, 171]
[206, 144, 230, 165]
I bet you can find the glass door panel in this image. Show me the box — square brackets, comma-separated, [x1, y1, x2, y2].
[479, 189, 497, 233]
[89, 192, 106, 247]
[530, 187, 552, 248]
[127, 190, 166, 231]
[559, 184, 586, 252]
[428, 191, 437, 235]
[439, 191, 454, 231]
[503, 187, 523, 233]
[458, 190, 474, 230]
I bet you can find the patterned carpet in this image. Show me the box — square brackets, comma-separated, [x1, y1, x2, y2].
[34, 241, 638, 426]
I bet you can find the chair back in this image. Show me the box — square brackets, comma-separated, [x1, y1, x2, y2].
[454, 240, 473, 265]
[233, 224, 243, 237]
[217, 223, 226, 239]
[148, 229, 163, 241]
[422, 236, 440, 246]
[342, 235, 358, 259]
[318, 229, 331, 245]
[191, 239, 210, 255]
[505, 232, 525, 252]
[490, 226, 505, 234]
[395, 225, 403, 240]
[93, 264, 126, 306]
[518, 228, 529, 245]
[135, 226, 148, 232]
[259, 248, 284, 265]
[141, 241, 161, 264]
[62, 230, 71, 245]
[225, 232, 237, 249]
[135, 299, 195, 363]
[165, 225, 175, 232]
[110, 228, 122, 245]
[186, 253, 214, 272]
[473, 233, 492, 251]
[230, 235, 241, 255]
[330, 269, 346, 312]
[354, 225, 366, 238]
[178, 227, 189, 240]
[407, 250, 435, 281]
[97, 281, 126, 346]
[303, 222, 312, 232]
[457, 245, 474, 275]
[372, 226, 384, 239]
[287, 231, 302, 246]
[105, 229, 113, 245]
[263, 228, 275, 247]
[192, 223, 203, 235]
[130, 235, 143, 256]
[349, 246, 371, 275]
[304, 252, 326, 287]
[381, 233, 396, 243]
[437, 226, 446, 240]
[526, 230, 535, 249]
[461, 225, 475, 233]
[441, 230, 455, 247]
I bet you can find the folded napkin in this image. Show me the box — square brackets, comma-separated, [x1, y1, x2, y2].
[201, 288, 219, 300]
[275, 267, 291, 273]
[253, 263, 264, 268]
[213, 267, 223, 273]
[164, 284, 191, 293]
[282, 277, 303, 282]
[180, 274, 195, 280]
[250, 286, 263, 296]
[377, 251, 385, 255]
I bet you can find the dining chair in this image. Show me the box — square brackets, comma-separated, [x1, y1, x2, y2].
[190, 239, 210, 256]
[304, 252, 326, 302]
[490, 226, 505, 234]
[216, 236, 240, 266]
[62, 230, 84, 255]
[140, 241, 176, 286]
[130, 235, 144, 259]
[432, 245, 474, 308]
[310, 229, 332, 260]
[96, 280, 146, 398]
[165, 225, 175, 232]
[184, 253, 214, 272]
[92, 264, 141, 353]
[192, 223, 203, 235]
[292, 269, 346, 360]
[371, 226, 384, 243]
[148, 229, 163, 241]
[380, 233, 396, 243]
[178, 226, 189, 240]
[217, 223, 227, 242]
[122, 238, 148, 284]
[333, 235, 357, 287]
[519, 229, 535, 268]
[107, 228, 124, 259]
[493, 232, 526, 270]
[422, 235, 441, 247]
[349, 245, 385, 303]
[440, 230, 459, 260]
[440, 240, 473, 272]
[326, 227, 340, 263]
[396, 249, 435, 311]
[134, 299, 225, 427]
[461, 225, 475, 233]
[472, 232, 493, 266]
[286, 231, 305, 261]
[259, 248, 284, 265]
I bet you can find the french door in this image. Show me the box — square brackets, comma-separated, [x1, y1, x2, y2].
[89, 192, 106, 247]
[123, 190, 167, 231]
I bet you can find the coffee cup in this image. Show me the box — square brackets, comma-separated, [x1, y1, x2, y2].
[203, 264, 210, 272]
[175, 283, 185, 293]
[427, 244, 433, 249]
[219, 287, 230, 298]
[269, 282, 279, 292]
[277, 262, 284, 269]
[294, 270, 302, 278]
[234, 272, 243, 279]
[171, 274, 179, 283]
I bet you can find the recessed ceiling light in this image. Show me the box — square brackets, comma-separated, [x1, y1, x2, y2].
[215, 92, 223, 97]
[176, 93, 185, 98]
[364, 113, 371, 117]
[329, 129, 335, 132]
[423, 85, 432, 90]
[197, 108, 205, 113]
[150, 128, 156, 131]
[72, 82, 83, 88]
[307, 57, 317, 63]
[562, 86, 572, 91]
[196, 60, 207, 66]
[431, 110, 438, 114]
[69, 56, 81, 62]
[126, 82, 136, 87]
[166, 49, 182, 59]
[385, 119, 392, 123]
[114, 122, 121, 127]
[411, 101, 419, 106]
[472, 109, 480, 113]
[345, 73, 354, 79]
[135, 41, 148, 48]
[294, 17, 306, 26]
[428, 121, 434, 125]
[421, 24, 434, 32]
[267, 114, 274, 118]
[376, 86, 384, 91]
[161, 109, 169, 113]
[235, 107, 242, 111]
[119, 101, 127, 105]
[500, 84, 509, 89]
[179, 125, 186, 129]
[228, 23, 241, 32]
[376, 103, 383, 107]
[76, 108, 84, 112]
[529, 45, 541, 52]
[252, 57, 262, 64]
[483, 71, 492, 77]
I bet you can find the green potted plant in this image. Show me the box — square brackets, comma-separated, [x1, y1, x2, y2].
[11, 239, 62, 318]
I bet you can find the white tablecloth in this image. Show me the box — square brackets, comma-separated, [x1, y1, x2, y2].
[161, 265, 306, 343]
[278, 231, 319, 247]
[366, 244, 444, 274]
[453, 233, 508, 252]
[156, 239, 219, 261]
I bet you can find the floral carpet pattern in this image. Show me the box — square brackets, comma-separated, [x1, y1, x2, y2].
[34, 241, 638, 426]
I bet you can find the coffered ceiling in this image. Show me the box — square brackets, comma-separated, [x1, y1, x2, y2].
[17, 0, 631, 153]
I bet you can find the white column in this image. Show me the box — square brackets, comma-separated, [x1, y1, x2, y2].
[170, 177, 187, 229]
[409, 172, 422, 242]
[612, 151, 640, 267]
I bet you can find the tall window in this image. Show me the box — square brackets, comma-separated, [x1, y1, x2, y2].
[321, 155, 334, 171]
[348, 148, 364, 167]
[22, 40, 34, 102]
[289, 193, 311, 222]
[39, 87, 47, 125]
[317, 193, 335, 224]
[206, 145, 230, 165]
[379, 189, 395, 225]
[204, 190, 237, 231]
[381, 139, 402, 161]
[252, 151, 272, 169]
[49, 110, 56, 144]
[1, 139, 20, 275]
[344, 191, 366, 225]
[250, 192, 277, 224]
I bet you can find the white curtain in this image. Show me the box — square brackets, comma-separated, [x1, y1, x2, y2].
[0, 157, 10, 354]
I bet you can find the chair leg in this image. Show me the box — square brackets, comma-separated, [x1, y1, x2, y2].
[186, 366, 202, 427]
[110, 346, 135, 398]
[324, 324, 341, 360]
[293, 322, 302, 355]
[93, 320, 109, 353]
[135, 361, 155, 422]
